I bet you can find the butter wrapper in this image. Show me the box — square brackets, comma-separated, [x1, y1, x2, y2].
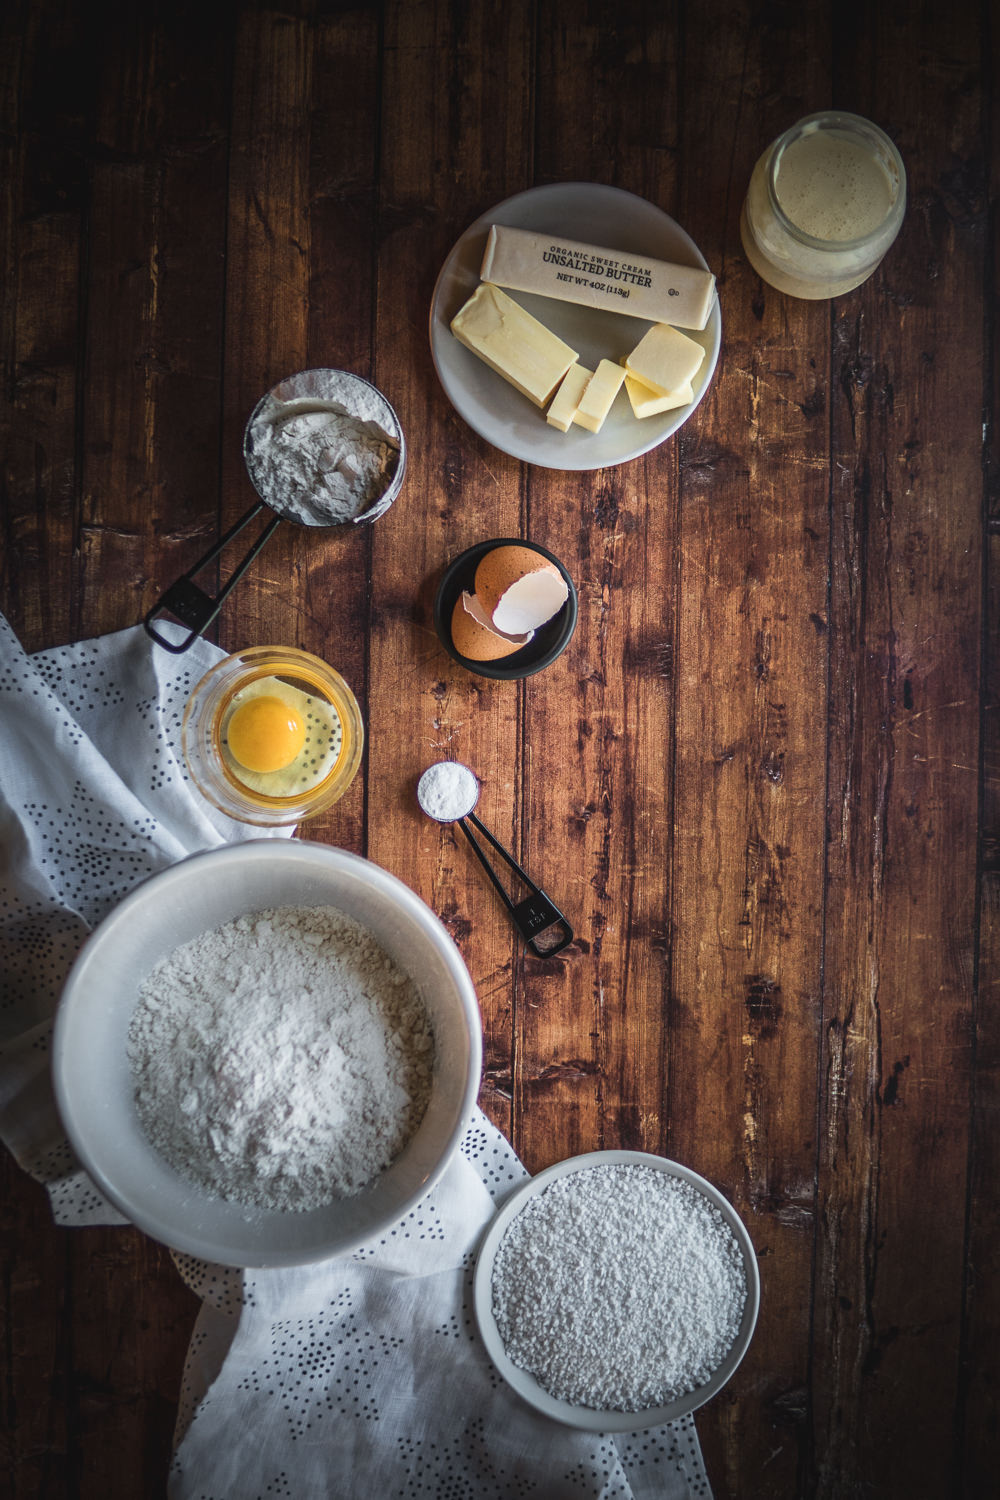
[480, 224, 716, 331]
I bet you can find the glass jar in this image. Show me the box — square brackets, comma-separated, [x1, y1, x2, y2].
[182, 646, 364, 826]
[740, 111, 906, 299]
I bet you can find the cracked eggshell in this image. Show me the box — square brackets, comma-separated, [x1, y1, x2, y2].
[473, 546, 569, 636]
[449, 591, 533, 662]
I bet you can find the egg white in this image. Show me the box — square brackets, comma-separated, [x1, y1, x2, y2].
[221, 675, 343, 796]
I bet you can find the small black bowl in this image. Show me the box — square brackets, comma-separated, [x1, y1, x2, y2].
[433, 538, 578, 680]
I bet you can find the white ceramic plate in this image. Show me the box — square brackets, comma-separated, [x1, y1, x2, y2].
[429, 182, 721, 470]
[473, 1149, 759, 1432]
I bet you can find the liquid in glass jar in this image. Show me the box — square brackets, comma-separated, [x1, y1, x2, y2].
[740, 111, 905, 299]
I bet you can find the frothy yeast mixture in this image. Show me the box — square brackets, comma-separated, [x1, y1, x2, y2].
[776, 130, 894, 242]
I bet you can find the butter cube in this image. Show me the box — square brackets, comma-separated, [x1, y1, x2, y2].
[573, 359, 626, 433]
[450, 283, 579, 407]
[624, 373, 694, 419]
[624, 323, 705, 398]
[547, 363, 594, 431]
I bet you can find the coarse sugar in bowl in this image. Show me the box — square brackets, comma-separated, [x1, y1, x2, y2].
[182, 645, 364, 826]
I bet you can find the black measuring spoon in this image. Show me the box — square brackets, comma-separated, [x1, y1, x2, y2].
[417, 761, 573, 958]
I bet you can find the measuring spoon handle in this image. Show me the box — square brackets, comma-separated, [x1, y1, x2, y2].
[143, 503, 281, 652]
[458, 813, 573, 957]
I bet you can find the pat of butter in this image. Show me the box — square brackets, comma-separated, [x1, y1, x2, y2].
[450, 283, 579, 407]
[573, 359, 626, 433]
[624, 372, 693, 418]
[547, 363, 594, 431]
[624, 323, 705, 398]
[480, 224, 717, 330]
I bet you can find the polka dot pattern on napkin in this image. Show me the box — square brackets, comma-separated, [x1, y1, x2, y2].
[0, 613, 289, 1219]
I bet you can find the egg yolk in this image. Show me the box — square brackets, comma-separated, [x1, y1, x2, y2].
[227, 695, 307, 774]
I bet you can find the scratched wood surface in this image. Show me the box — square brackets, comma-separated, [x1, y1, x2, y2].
[0, 2, 994, 1496]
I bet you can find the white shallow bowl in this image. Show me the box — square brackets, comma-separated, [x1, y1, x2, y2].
[474, 1150, 760, 1432]
[430, 181, 722, 471]
[52, 841, 483, 1268]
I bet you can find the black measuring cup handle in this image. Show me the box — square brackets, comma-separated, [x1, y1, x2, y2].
[143, 502, 282, 653]
[458, 812, 574, 958]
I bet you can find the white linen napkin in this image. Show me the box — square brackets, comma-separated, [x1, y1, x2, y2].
[0, 613, 713, 1498]
[0, 612, 290, 1219]
[170, 1109, 713, 1500]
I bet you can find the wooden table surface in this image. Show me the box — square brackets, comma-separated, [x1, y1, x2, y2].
[1, 2, 996, 1496]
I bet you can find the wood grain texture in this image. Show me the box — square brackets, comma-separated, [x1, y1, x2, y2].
[812, 8, 983, 1493]
[370, 0, 536, 1142]
[0, 3, 995, 1497]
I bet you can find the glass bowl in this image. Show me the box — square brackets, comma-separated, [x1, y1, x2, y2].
[182, 646, 364, 826]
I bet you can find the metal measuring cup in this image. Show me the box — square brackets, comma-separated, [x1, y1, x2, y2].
[144, 368, 406, 653]
[417, 761, 574, 958]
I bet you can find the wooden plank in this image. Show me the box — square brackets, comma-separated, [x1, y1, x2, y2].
[515, 5, 684, 1178]
[293, 6, 380, 854]
[2, 4, 101, 1496]
[0, 1163, 71, 1497]
[369, 0, 536, 1140]
[963, 8, 1000, 1477]
[670, 5, 835, 1493]
[60, 7, 233, 1495]
[812, 5, 984, 1494]
[671, 4, 834, 1494]
[67, 1230, 200, 1496]
[0, 0, 87, 650]
[963, 870, 1000, 1490]
[216, 6, 313, 658]
[80, 7, 231, 639]
[216, 6, 379, 857]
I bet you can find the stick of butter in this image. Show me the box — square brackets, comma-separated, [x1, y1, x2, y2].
[547, 363, 594, 431]
[450, 283, 579, 407]
[624, 323, 705, 398]
[480, 224, 717, 331]
[573, 359, 626, 433]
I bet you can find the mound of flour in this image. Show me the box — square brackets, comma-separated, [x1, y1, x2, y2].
[127, 905, 434, 1212]
[245, 383, 400, 526]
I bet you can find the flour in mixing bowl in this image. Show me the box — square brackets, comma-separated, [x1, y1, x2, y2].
[127, 905, 434, 1212]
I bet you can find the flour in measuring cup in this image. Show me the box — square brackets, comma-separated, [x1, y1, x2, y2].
[127, 905, 434, 1212]
[245, 375, 401, 526]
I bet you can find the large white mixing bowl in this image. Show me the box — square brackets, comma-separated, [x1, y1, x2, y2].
[52, 841, 482, 1267]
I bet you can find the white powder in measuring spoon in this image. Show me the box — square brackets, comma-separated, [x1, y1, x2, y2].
[491, 1163, 747, 1411]
[245, 379, 401, 526]
[127, 905, 434, 1212]
[417, 761, 480, 822]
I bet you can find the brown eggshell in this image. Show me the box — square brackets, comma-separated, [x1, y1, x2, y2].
[450, 592, 529, 662]
[473, 546, 562, 625]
